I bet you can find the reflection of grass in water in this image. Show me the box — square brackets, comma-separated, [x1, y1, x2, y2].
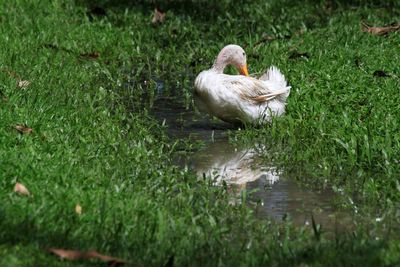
[1, 0, 400, 265]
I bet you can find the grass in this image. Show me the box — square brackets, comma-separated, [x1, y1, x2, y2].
[1, 0, 400, 265]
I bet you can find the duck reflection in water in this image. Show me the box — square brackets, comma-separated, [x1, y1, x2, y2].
[192, 139, 279, 188]
[190, 139, 350, 230]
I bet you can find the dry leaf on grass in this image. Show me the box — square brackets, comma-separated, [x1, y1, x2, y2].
[87, 52, 99, 58]
[360, 20, 400, 35]
[77, 51, 99, 60]
[3, 69, 30, 87]
[75, 203, 82, 215]
[18, 80, 30, 87]
[152, 8, 166, 24]
[45, 248, 126, 265]
[373, 70, 390, 77]
[15, 125, 34, 134]
[14, 125, 47, 139]
[355, 59, 361, 67]
[14, 182, 31, 196]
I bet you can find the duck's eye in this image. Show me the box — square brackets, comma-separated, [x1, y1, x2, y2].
[242, 52, 245, 56]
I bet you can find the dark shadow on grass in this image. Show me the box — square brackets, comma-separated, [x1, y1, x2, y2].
[76, 0, 400, 18]
[74, 0, 400, 40]
[0, 214, 81, 250]
[75, 0, 244, 23]
[0, 216, 391, 265]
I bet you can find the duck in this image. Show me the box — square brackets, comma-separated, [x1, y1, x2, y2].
[194, 44, 291, 125]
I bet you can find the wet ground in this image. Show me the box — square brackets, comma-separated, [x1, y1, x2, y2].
[149, 88, 351, 231]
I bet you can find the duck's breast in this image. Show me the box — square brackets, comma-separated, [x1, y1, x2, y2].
[195, 71, 246, 122]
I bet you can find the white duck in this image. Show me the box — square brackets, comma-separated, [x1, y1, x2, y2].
[194, 44, 291, 125]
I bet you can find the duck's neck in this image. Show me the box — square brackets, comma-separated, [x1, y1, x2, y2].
[211, 52, 228, 74]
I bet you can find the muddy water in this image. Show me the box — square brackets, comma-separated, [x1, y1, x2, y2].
[150, 94, 349, 230]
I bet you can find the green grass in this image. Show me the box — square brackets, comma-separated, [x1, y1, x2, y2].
[1, 0, 400, 265]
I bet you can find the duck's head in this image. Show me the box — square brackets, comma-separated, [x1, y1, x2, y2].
[213, 44, 249, 76]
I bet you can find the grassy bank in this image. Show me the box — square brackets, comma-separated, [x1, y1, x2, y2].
[1, 0, 400, 265]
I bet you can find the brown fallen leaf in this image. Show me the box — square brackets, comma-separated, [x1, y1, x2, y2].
[355, 59, 361, 67]
[75, 203, 82, 215]
[3, 69, 30, 88]
[15, 125, 34, 134]
[78, 51, 99, 60]
[152, 8, 166, 24]
[360, 20, 400, 35]
[373, 70, 390, 77]
[289, 52, 310, 59]
[250, 54, 260, 59]
[87, 52, 99, 58]
[14, 125, 47, 139]
[14, 182, 29, 195]
[88, 251, 126, 265]
[18, 80, 30, 87]
[45, 248, 126, 265]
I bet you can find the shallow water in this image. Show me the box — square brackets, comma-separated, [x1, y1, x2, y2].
[247, 175, 351, 230]
[190, 138, 351, 230]
[150, 90, 350, 230]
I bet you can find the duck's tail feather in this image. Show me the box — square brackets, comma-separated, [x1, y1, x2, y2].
[258, 65, 291, 101]
[260, 66, 287, 85]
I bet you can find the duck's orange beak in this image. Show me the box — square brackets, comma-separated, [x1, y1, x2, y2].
[238, 62, 249, 76]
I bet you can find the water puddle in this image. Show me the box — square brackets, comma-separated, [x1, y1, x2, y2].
[150, 93, 234, 142]
[190, 139, 351, 230]
[143, 83, 350, 230]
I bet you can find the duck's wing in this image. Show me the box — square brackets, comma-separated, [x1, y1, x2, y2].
[250, 66, 291, 103]
[220, 75, 289, 104]
[250, 88, 290, 103]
